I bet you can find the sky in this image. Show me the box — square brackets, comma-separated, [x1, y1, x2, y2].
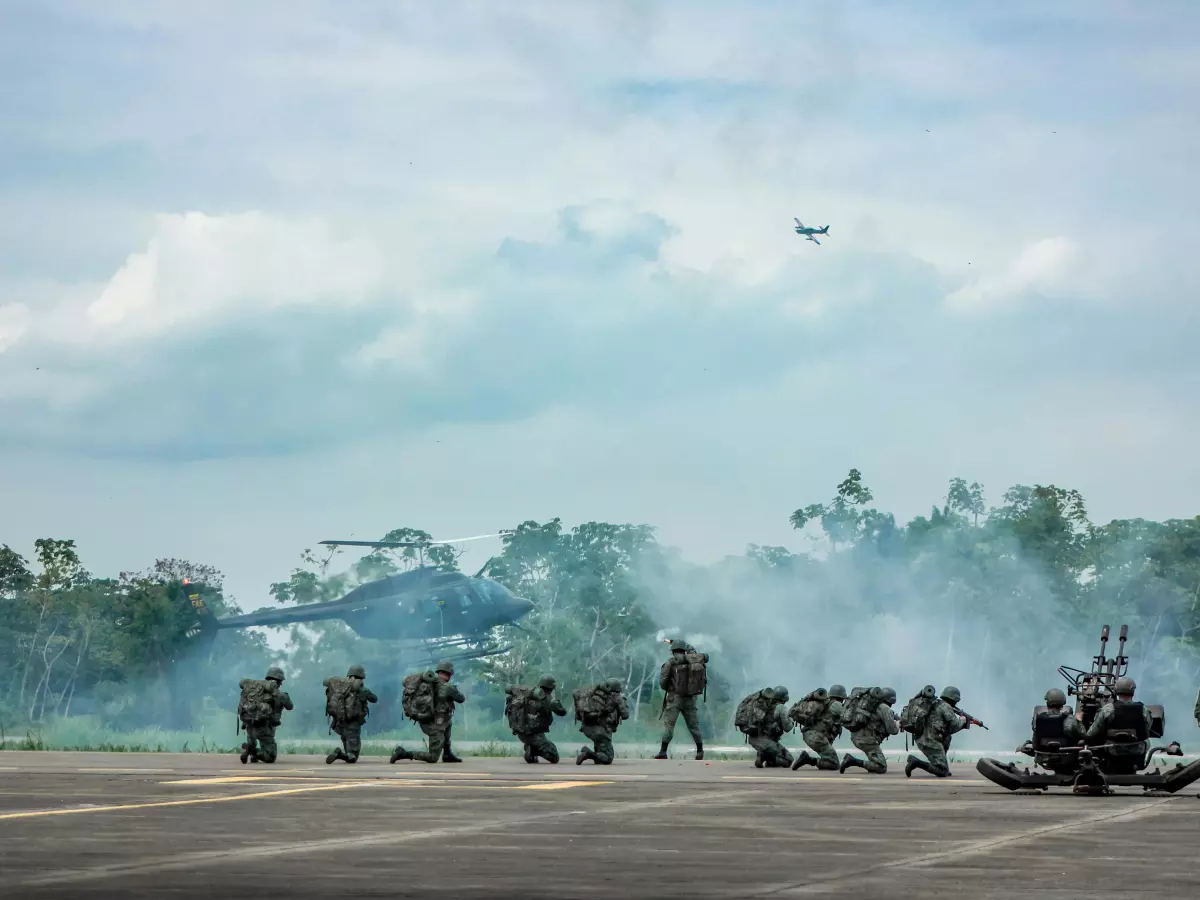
[1, 0, 1198, 608]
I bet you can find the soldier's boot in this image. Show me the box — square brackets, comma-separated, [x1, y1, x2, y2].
[839, 753, 866, 774]
[239, 743, 251, 765]
[654, 741, 669, 760]
[325, 749, 346, 765]
[792, 751, 816, 770]
[576, 747, 594, 765]
[442, 747, 463, 764]
[694, 743, 704, 761]
[754, 752, 765, 769]
[905, 755, 932, 778]
[389, 746, 413, 764]
[524, 745, 538, 764]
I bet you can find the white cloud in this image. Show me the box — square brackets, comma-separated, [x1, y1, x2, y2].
[1, 0, 1199, 590]
[88, 211, 385, 338]
[0, 303, 30, 353]
[944, 237, 1080, 313]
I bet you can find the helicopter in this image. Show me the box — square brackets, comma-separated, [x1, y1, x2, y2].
[182, 532, 534, 668]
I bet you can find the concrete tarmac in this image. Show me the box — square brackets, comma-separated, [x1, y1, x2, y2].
[1, 750, 1197, 899]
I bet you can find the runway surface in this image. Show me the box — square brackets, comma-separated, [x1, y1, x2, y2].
[1, 751, 1197, 899]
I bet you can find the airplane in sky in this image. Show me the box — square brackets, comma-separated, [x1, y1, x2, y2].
[794, 218, 830, 245]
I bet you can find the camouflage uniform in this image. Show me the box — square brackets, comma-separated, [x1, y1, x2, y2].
[793, 684, 846, 771]
[577, 679, 630, 765]
[906, 686, 967, 778]
[516, 676, 569, 764]
[656, 639, 707, 759]
[1030, 688, 1086, 772]
[242, 667, 292, 764]
[326, 665, 379, 764]
[390, 660, 466, 764]
[1086, 677, 1154, 771]
[840, 688, 899, 774]
[749, 687, 794, 768]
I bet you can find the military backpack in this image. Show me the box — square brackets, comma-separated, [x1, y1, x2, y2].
[788, 689, 829, 728]
[841, 687, 882, 732]
[572, 685, 612, 725]
[898, 685, 938, 736]
[734, 690, 773, 735]
[324, 676, 368, 723]
[402, 671, 440, 724]
[659, 651, 708, 697]
[238, 678, 278, 726]
[505, 686, 544, 734]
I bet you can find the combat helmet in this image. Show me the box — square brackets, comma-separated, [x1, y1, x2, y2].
[880, 686, 897, 705]
[669, 638, 688, 652]
[828, 684, 847, 700]
[773, 685, 789, 703]
[604, 678, 623, 692]
[940, 685, 961, 705]
[265, 666, 285, 682]
[347, 664, 365, 679]
[538, 675, 557, 691]
[436, 660, 455, 676]
[1044, 688, 1067, 707]
[1114, 676, 1136, 696]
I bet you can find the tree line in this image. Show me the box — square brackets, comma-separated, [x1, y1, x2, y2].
[3, 471, 1199, 739]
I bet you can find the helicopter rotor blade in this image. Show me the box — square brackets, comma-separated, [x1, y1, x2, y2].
[321, 530, 514, 550]
[320, 540, 425, 549]
[427, 531, 515, 544]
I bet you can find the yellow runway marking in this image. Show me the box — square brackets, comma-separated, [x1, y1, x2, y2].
[0, 781, 379, 821]
[162, 776, 277, 785]
[151, 778, 611, 792]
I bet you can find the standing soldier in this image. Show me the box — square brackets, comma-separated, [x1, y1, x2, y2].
[506, 675, 569, 763]
[575, 678, 630, 765]
[1084, 676, 1154, 772]
[654, 639, 708, 760]
[324, 664, 378, 765]
[390, 660, 466, 765]
[906, 685, 970, 778]
[238, 666, 292, 764]
[839, 686, 899, 774]
[791, 684, 846, 771]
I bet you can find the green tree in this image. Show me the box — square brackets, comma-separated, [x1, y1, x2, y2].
[790, 468, 879, 549]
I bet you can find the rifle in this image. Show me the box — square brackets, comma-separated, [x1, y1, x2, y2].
[956, 707, 989, 730]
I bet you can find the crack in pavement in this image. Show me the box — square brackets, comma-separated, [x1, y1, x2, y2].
[17, 785, 766, 887]
[743, 796, 1180, 897]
